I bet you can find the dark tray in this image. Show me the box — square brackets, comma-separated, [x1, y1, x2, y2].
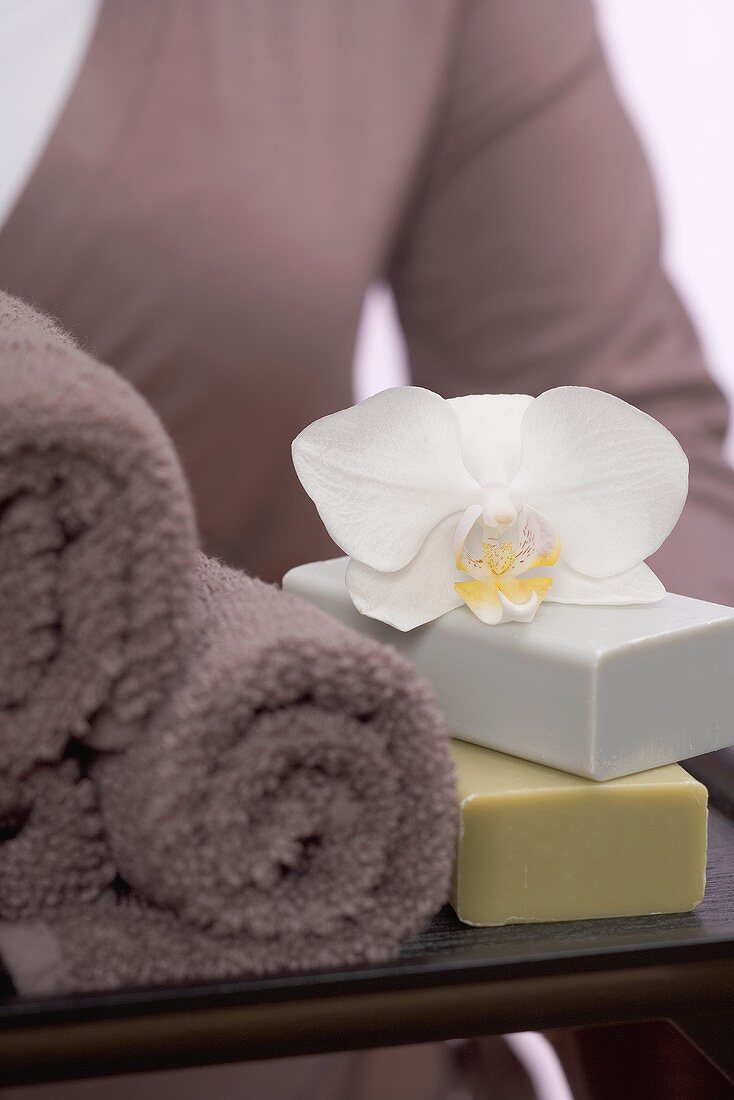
[1, 752, 733, 1086]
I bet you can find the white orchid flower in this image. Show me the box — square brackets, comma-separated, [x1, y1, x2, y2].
[292, 386, 688, 631]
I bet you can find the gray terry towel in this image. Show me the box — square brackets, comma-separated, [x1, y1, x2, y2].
[0, 293, 198, 777]
[0, 761, 115, 921]
[0, 556, 457, 994]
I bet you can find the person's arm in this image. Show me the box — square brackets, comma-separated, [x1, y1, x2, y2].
[390, 0, 733, 603]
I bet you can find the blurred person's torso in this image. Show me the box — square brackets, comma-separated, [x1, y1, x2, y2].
[0, 0, 458, 578]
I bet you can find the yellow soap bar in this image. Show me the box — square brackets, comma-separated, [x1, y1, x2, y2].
[450, 740, 708, 926]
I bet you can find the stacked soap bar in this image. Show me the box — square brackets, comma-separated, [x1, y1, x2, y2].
[450, 740, 707, 925]
[284, 558, 732, 924]
[284, 558, 734, 780]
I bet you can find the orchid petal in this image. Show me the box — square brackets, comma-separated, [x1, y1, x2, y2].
[454, 579, 543, 625]
[346, 513, 464, 630]
[540, 560, 665, 604]
[511, 506, 561, 574]
[292, 387, 479, 572]
[449, 394, 534, 487]
[454, 504, 484, 578]
[511, 387, 688, 577]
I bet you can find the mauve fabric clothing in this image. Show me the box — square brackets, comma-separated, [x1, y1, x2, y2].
[0, 0, 732, 599]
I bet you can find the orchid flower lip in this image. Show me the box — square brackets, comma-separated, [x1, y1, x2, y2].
[453, 504, 562, 625]
[498, 588, 538, 622]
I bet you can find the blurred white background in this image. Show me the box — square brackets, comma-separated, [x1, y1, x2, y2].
[354, 0, 734, 461]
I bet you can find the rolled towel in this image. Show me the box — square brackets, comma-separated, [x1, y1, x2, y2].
[0, 760, 115, 920]
[0, 556, 457, 993]
[0, 293, 197, 776]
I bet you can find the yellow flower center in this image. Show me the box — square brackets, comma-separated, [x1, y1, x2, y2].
[453, 507, 562, 625]
[484, 540, 515, 576]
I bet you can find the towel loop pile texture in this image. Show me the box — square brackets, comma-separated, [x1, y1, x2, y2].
[87, 557, 457, 977]
[0, 295, 197, 777]
[1, 557, 457, 994]
[0, 294, 457, 995]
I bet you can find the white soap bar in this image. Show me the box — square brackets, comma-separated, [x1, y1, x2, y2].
[283, 557, 734, 780]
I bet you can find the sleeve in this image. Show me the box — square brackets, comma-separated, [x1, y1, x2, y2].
[389, 0, 734, 604]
